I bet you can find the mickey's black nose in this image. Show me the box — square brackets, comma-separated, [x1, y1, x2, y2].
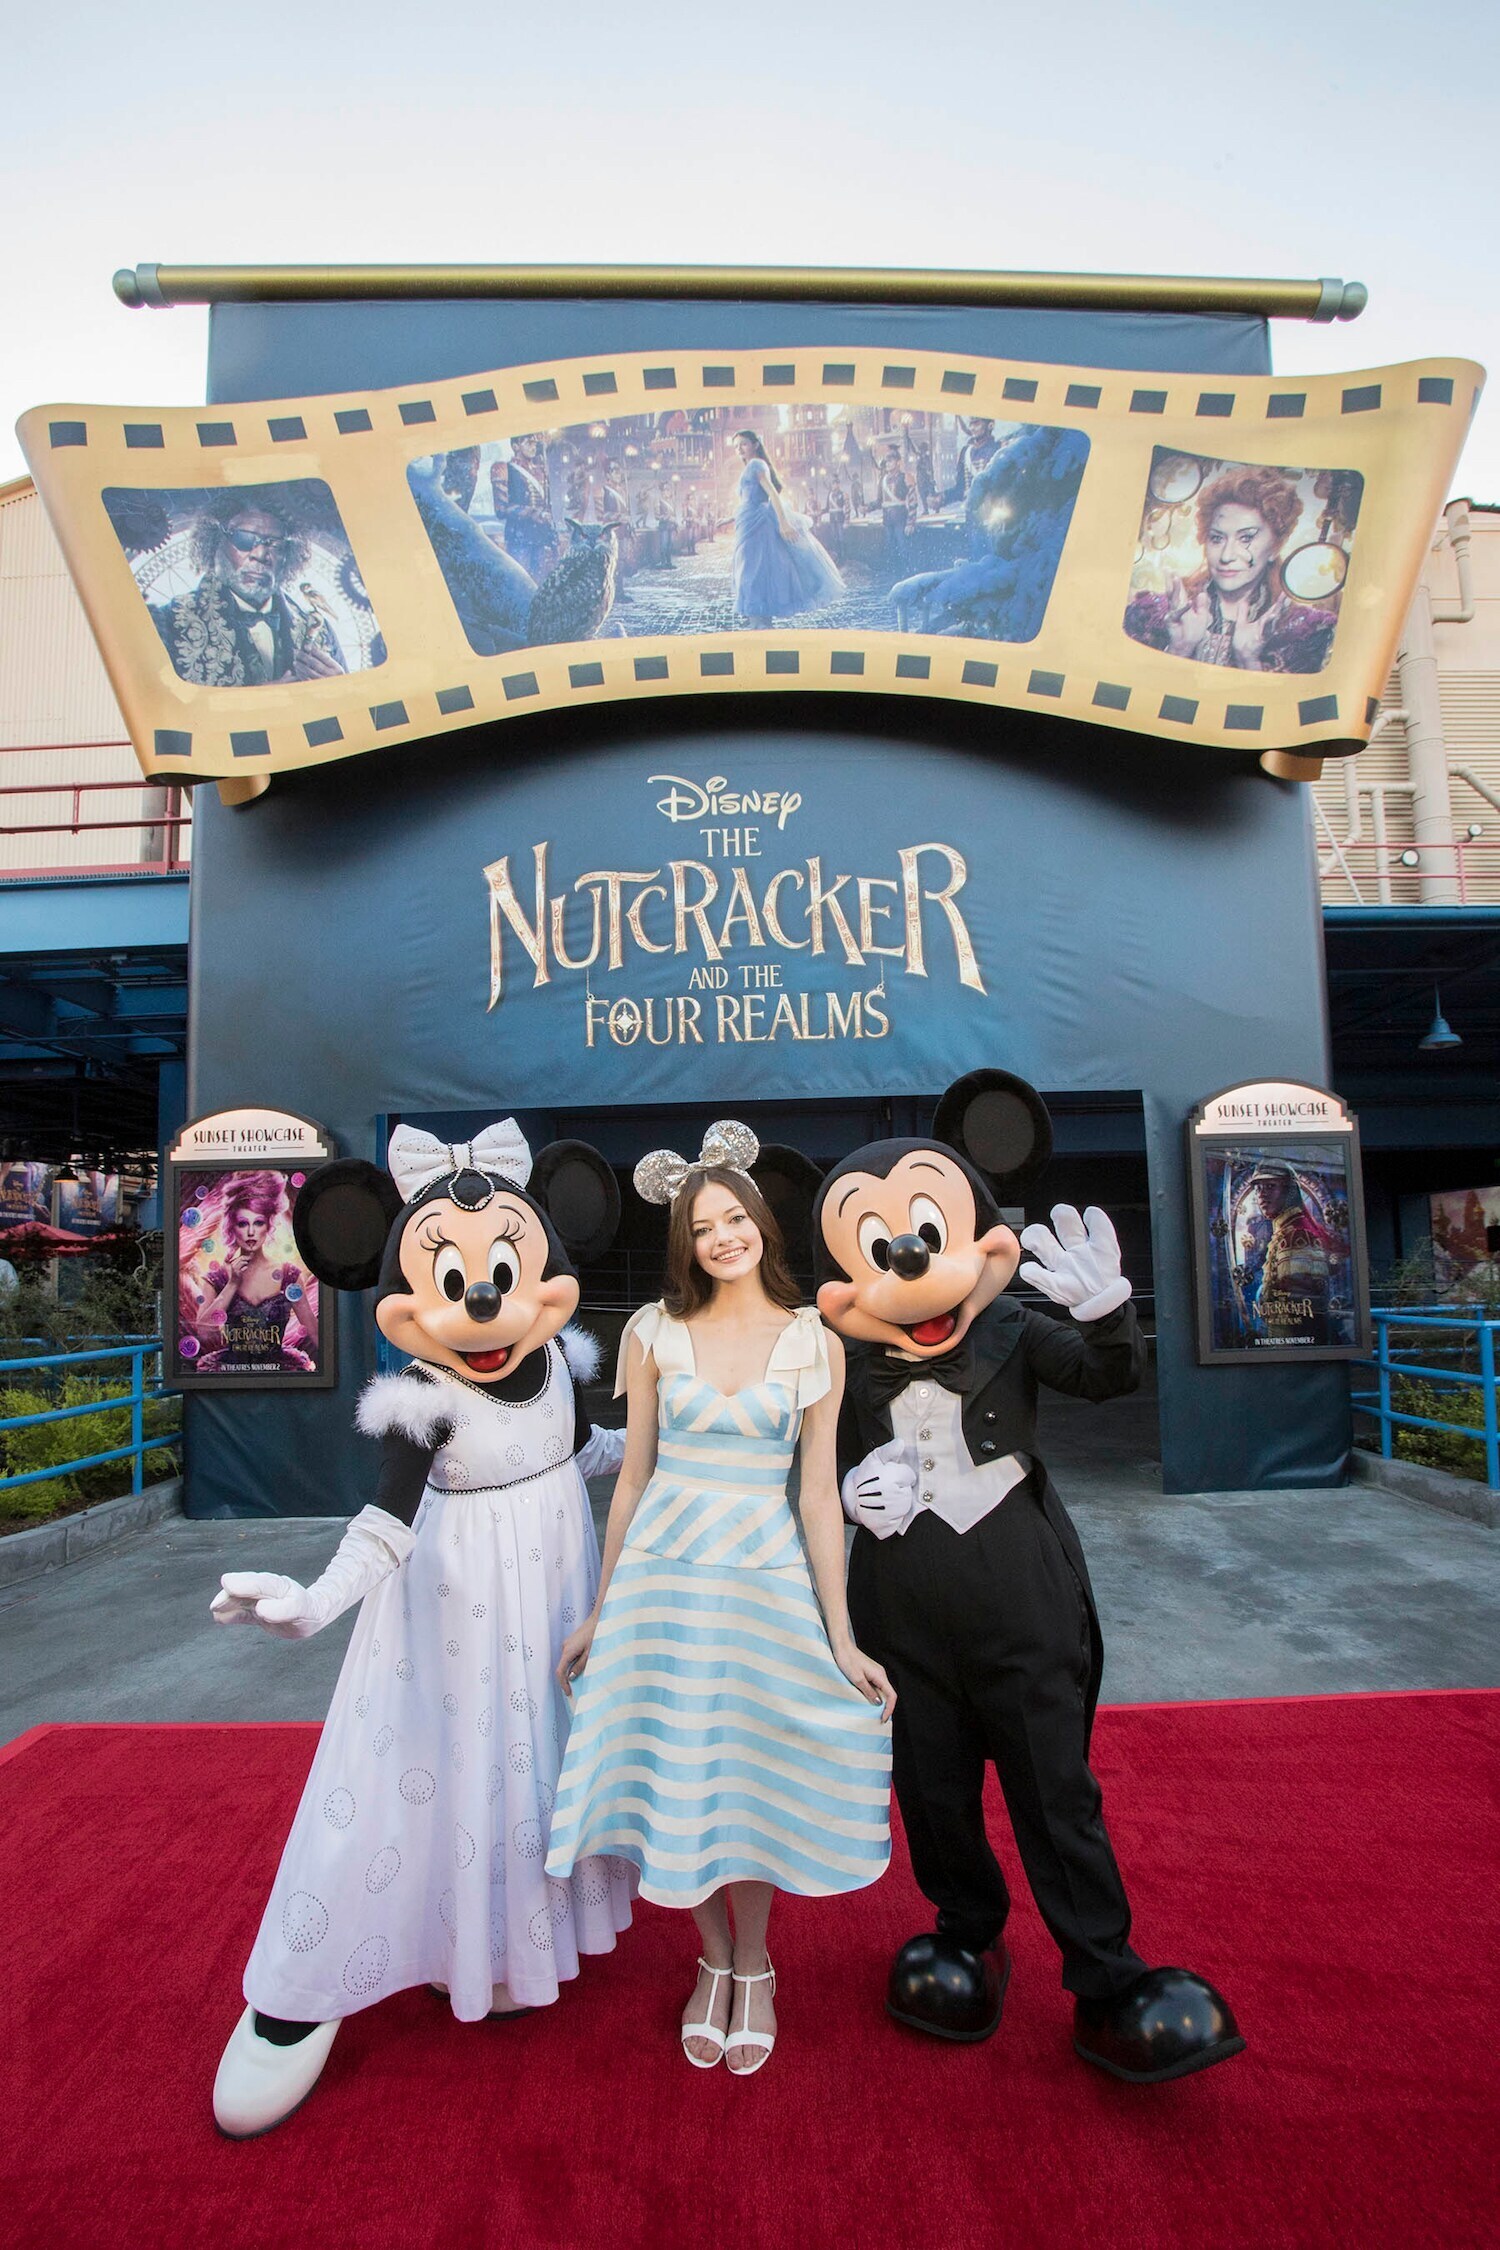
[464, 1282, 502, 1322]
[887, 1233, 931, 1280]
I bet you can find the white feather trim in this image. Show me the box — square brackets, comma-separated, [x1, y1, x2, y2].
[558, 1325, 602, 1384]
[355, 1371, 453, 1446]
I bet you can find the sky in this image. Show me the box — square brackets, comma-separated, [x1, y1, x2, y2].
[3, 0, 1495, 499]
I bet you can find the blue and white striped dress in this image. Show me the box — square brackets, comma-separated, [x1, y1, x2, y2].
[544, 1304, 892, 1907]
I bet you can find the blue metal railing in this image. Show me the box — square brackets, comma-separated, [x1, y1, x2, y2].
[1352, 1308, 1500, 1488]
[0, 1339, 180, 1498]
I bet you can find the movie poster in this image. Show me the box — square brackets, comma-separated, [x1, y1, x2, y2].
[0, 1161, 53, 1226]
[407, 408, 1088, 654]
[54, 1171, 120, 1235]
[1431, 1185, 1500, 1290]
[171, 1164, 327, 1386]
[101, 478, 384, 686]
[1124, 450, 1363, 675]
[1198, 1140, 1362, 1353]
[1188, 1082, 1368, 1363]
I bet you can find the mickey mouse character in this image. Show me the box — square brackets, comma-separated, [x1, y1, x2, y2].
[209, 1121, 634, 2137]
[815, 1072, 1243, 2083]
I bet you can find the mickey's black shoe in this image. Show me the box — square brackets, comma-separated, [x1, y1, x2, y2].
[1073, 1967, 1245, 2084]
[886, 1933, 1011, 2042]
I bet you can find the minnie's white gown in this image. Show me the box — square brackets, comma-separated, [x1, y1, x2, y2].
[242, 1336, 634, 2023]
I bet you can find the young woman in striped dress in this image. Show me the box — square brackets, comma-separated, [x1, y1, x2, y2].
[545, 1139, 894, 2075]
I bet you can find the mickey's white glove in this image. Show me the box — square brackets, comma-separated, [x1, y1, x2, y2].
[210, 1506, 416, 1640]
[1019, 1205, 1132, 1323]
[576, 1421, 627, 1480]
[841, 1439, 920, 1540]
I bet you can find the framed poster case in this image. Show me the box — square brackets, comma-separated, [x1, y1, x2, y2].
[1186, 1081, 1369, 1365]
[165, 1108, 336, 1392]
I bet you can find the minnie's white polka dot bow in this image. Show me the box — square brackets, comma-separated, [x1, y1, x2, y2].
[388, 1120, 533, 1203]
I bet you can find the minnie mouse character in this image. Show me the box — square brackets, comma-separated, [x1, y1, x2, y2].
[209, 1121, 634, 2137]
[814, 1072, 1243, 2084]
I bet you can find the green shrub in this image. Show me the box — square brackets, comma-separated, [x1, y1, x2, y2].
[0, 1372, 180, 1524]
[1374, 1237, 1500, 1317]
[0, 1238, 162, 1356]
[1388, 1374, 1493, 1484]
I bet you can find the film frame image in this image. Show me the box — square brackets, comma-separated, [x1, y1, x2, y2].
[405, 405, 1090, 657]
[101, 478, 385, 687]
[1123, 449, 1364, 675]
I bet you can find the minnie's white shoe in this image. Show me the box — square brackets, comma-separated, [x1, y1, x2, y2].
[212, 2006, 340, 2138]
[726, 1960, 777, 2077]
[680, 1957, 733, 2068]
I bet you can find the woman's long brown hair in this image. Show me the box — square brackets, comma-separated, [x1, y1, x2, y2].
[661, 1165, 802, 1318]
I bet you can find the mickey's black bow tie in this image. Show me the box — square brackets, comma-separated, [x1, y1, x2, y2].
[866, 1336, 975, 1407]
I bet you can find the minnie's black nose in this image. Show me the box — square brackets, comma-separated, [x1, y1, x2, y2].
[887, 1233, 931, 1280]
[464, 1282, 502, 1322]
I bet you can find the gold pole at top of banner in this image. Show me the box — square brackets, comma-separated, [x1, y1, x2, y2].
[112, 264, 1369, 322]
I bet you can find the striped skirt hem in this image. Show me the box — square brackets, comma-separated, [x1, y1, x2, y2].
[545, 1548, 891, 1903]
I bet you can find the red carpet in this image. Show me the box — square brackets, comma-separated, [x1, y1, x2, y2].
[2, 1695, 1496, 2250]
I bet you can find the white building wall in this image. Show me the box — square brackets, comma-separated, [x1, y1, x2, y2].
[0, 478, 189, 876]
[1314, 504, 1500, 905]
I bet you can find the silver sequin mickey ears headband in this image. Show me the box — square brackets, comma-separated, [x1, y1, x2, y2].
[632, 1120, 760, 1207]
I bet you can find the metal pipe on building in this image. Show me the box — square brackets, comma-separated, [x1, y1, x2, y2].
[1433, 499, 1475, 624]
[1396, 501, 1475, 906]
[1450, 767, 1500, 820]
[110, 263, 1369, 319]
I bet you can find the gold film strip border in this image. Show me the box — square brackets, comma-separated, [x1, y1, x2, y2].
[19, 346, 1484, 787]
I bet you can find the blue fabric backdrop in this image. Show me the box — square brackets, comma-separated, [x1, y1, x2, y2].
[182, 296, 1348, 1516]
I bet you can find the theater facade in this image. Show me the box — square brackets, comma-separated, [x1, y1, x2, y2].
[20, 272, 1481, 1510]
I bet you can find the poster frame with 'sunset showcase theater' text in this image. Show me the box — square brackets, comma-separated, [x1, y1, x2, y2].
[165, 1108, 337, 1392]
[1186, 1081, 1370, 1366]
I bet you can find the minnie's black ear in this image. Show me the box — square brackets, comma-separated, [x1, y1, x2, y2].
[750, 1144, 826, 1265]
[529, 1141, 620, 1265]
[292, 1159, 404, 1291]
[932, 1070, 1053, 1191]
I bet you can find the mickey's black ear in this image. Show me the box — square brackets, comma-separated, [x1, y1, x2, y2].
[933, 1070, 1053, 1190]
[750, 1144, 826, 1264]
[292, 1159, 404, 1291]
[529, 1141, 620, 1265]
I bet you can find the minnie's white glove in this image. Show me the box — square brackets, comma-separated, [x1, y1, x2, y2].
[210, 1506, 416, 1640]
[576, 1422, 627, 1480]
[841, 1439, 920, 1539]
[1018, 1205, 1132, 1323]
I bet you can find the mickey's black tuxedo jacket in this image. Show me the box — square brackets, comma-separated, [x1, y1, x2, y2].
[838, 1297, 1144, 1730]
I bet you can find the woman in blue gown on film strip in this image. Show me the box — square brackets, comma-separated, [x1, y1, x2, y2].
[727, 430, 846, 627]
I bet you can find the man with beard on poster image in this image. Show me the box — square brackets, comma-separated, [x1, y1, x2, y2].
[813, 1070, 1244, 2083]
[1237, 1158, 1334, 1346]
[151, 496, 348, 687]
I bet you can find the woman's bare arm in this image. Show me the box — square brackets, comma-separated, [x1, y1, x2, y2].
[796, 1331, 895, 1717]
[590, 1330, 658, 1611]
[557, 1329, 659, 1692]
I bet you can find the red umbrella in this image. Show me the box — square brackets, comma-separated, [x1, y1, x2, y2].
[0, 1221, 136, 1261]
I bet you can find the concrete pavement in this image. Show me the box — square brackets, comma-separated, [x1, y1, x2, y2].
[2, 1386, 1496, 1746]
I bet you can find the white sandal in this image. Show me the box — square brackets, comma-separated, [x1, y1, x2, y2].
[680, 1957, 732, 2068]
[726, 1959, 777, 2077]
